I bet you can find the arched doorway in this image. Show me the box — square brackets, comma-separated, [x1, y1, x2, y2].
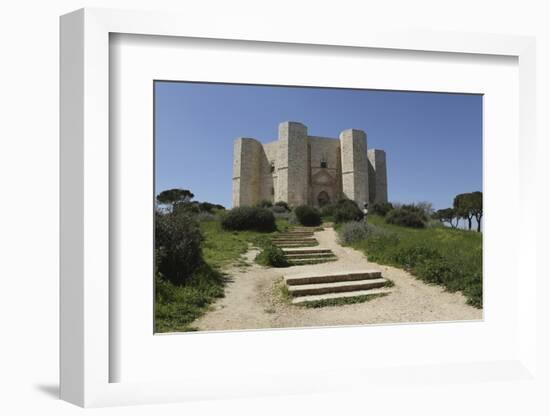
[317, 191, 330, 207]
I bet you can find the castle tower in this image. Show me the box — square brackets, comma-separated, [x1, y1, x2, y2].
[276, 121, 309, 206]
[340, 128, 369, 207]
[367, 149, 388, 204]
[232, 137, 262, 207]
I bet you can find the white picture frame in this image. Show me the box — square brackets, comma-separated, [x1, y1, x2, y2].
[60, 7, 538, 408]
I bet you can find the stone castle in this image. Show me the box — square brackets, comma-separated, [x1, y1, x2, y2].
[232, 121, 388, 208]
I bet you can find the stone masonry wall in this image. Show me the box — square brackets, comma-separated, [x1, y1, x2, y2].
[276, 122, 308, 206]
[367, 149, 388, 204]
[340, 129, 369, 207]
[232, 137, 262, 207]
[232, 122, 387, 208]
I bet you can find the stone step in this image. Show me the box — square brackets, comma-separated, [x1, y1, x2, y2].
[274, 242, 318, 247]
[282, 248, 333, 255]
[285, 252, 336, 259]
[288, 278, 388, 296]
[277, 233, 314, 238]
[288, 257, 338, 266]
[284, 270, 382, 285]
[291, 287, 392, 305]
[271, 238, 317, 243]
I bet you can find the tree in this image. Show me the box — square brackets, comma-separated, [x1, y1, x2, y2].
[435, 208, 459, 228]
[470, 191, 483, 232]
[453, 192, 483, 232]
[156, 188, 194, 211]
[453, 193, 475, 230]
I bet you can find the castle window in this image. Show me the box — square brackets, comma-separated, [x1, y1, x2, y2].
[271, 187, 274, 196]
[270, 161, 275, 173]
[320, 155, 327, 168]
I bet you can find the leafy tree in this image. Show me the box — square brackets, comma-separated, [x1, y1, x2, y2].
[454, 193, 475, 230]
[156, 188, 194, 211]
[386, 205, 427, 228]
[435, 208, 459, 228]
[370, 202, 394, 217]
[470, 191, 483, 232]
[453, 192, 483, 232]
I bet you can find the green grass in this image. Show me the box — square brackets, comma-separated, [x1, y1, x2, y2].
[155, 217, 289, 333]
[201, 218, 289, 269]
[154, 264, 226, 332]
[348, 215, 482, 308]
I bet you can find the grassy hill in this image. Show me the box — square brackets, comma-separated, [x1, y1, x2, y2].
[344, 215, 482, 308]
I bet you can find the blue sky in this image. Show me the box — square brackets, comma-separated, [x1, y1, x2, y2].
[155, 81, 482, 212]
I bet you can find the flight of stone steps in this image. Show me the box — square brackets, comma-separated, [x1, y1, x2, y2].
[284, 270, 392, 304]
[271, 226, 337, 265]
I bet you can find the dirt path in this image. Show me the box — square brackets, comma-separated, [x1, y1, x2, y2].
[193, 227, 482, 331]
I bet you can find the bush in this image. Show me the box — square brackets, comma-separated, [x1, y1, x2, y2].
[414, 257, 454, 285]
[271, 204, 289, 214]
[155, 212, 204, 285]
[255, 244, 289, 267]
[385, 204, 427, 228]
[274, 201, 290, 211]
[221, 206, 276, 232]
[273, 211, 291, 220]
[370, 202, 394, 217]
[320, 203, 338, 218]
[321, 199, 364, 223]
[196, 211, 217, 222]
[197, 202, 225, 213]
[293, 205, 322, 226]
[338, 222, 399, 246]
[333, 199, 364, 223]
[173, 202, 200, 215]
[339, 221, 369, 244]
[256, 200, 273, 208]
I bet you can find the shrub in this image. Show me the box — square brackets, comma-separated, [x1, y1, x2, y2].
[385, 204, 427, 228]
[414, 257, 454, 285]
[333, 199, 364, 223]
[274, 201, 290, 211]
[321, 199, 364, 223]
[155, 212, 204, 285]
[320, 203, 338, 218]
[255, 244, 289, 267]
[274, 211, 291, 220]
[197, 201, 225, 213]
[293, 205, 322, 226]
[338, 222, 399, 246]
[370, 202, 394, 217]
[173, 201, 200, 215]
[196, 211, 216, 222]
[221, 206, 276, 232]
[271, 204, 288, 214]
[339, 221, 370, 245]
[256, 200, 273, 208]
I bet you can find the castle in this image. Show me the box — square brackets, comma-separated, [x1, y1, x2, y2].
[232, 121, 388, 208]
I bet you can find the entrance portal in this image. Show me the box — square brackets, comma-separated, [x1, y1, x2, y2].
[317, 191, 330, 207]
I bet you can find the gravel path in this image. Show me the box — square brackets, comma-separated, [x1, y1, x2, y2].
[193, 227, 482, 331]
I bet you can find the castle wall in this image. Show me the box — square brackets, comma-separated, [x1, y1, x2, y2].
[276, 122, 309, 206]
[340, 129, 369, 207]
[259, 141, 278, 202]
[308, 136, 341, 205]
[367, 149, 388, 203]
[232, 122, 387, 208]
[232, 137, 262, 207]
